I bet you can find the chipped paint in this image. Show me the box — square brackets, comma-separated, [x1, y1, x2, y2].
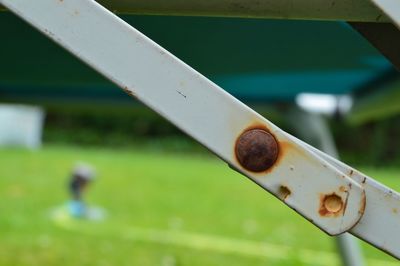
[121, 86, 137, 99]
[278, 185, 291, 200]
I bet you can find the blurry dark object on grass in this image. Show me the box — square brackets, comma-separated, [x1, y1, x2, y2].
[68, 162, 95, 218]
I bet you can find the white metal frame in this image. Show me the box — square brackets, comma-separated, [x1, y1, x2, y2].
[1, 0, 399, 260]
[288, 109, 365, 266]
[97, 0, 388, 22]
[371, 0, 400, 28]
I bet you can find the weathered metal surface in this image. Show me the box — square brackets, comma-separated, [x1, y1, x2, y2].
[296, 138, 400, 258]
[287, 110, 365, 266]
[0, 0, 389, 22]
[1, 0, 365, 237]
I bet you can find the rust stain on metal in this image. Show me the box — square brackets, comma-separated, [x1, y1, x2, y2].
[359, 191, 366, 216]
[233, 122, 307, 175]
[319, 193, 345, 217]
[239, 123, 269, 132]
[278, 185, 291, 200]
[339, 186, 348, 192]
[235, 127, 279, 172]
[121, 86, 137, 99]
[349, 169, 354, 176]
[393, 208, 398, 214]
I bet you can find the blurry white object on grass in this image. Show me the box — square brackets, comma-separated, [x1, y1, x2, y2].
[0, 104, 45, 149]
[296, 93, 353, 115]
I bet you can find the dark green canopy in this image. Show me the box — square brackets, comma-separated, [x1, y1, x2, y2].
[0, 12, 394, 104]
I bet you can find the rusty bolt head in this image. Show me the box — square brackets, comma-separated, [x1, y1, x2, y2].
[319, 193, 344, 217]
[323, 194, 343, 213]
[235, 129, 279, 172]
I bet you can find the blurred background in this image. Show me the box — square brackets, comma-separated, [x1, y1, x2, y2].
[1, 9, 400, 266]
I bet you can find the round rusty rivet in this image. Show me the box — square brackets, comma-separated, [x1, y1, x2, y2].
[235, 129, 279, 172]
[323, 194, 343, 213]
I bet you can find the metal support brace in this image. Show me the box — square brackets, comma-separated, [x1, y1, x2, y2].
[287, 109, 365, 266]
[1, 0, 400, 259]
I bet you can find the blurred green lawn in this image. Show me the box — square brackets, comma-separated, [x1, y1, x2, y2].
[1, 145, 399, 266]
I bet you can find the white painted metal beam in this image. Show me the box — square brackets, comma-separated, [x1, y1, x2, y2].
[1, 0, 399, 260]
[0, 0, 389, 22]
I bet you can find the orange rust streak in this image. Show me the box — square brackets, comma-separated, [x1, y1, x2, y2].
[359, 191, 367, 216]
[266, 140, 308, 174]
[241, 123, 269, 132]
[121, 86, 137, 99]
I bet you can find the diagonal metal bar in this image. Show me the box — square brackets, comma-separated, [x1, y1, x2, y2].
[2, 0, 399, 259]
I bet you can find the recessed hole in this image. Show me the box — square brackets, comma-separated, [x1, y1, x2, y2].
[279, 186, 291, 200]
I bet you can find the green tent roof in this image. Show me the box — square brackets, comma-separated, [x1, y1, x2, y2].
[0, 12, 394, 103]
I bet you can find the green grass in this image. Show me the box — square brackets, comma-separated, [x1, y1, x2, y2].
[1, 145, 399, 265]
